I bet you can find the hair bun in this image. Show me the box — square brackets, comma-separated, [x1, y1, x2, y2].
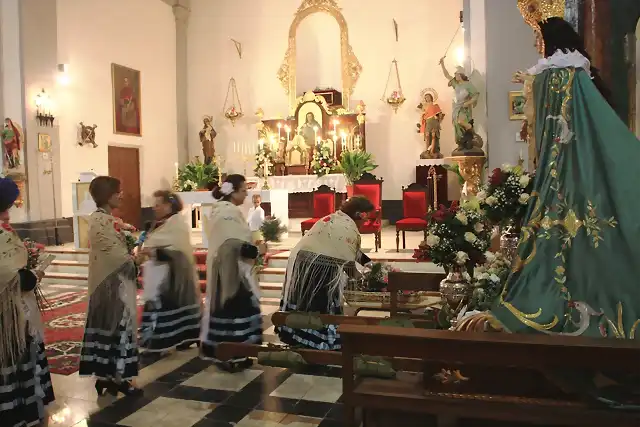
[211, 185, 224, 201]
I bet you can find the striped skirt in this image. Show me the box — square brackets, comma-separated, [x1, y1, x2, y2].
[1, 340, 55, 427]
[276, 300, 343, 351]
[201, 285, 262, 362]
[140, 299, 200, 352]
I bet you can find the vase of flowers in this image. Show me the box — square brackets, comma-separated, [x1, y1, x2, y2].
[311, 142, 338, 177]
[254, 148, 275, 178]
[470, 251, 511, 311]
[477, 163, 533, 263]
[419, 201, 491, 322]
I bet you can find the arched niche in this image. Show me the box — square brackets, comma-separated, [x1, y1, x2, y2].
[277, 0, 362, 113]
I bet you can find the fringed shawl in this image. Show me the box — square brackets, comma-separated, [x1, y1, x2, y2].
[143, 213, 199, 306]
[0, 225, 28, 368]
[282, 211, 360, 310]
[87, 210, 137, 333]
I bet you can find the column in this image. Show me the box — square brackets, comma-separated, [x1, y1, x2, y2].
[174, 1, 190, 165]
[583, 0, 612, 87]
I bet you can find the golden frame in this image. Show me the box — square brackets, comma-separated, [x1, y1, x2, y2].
[111, 63, 142, 137]
[509, 90, 527, 121]
[38, 133, 51, 152]
[278, 0, 362, 113]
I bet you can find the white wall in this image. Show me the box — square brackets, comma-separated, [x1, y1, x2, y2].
[187, 0, 464, 199]
[56, 0, 177, 217]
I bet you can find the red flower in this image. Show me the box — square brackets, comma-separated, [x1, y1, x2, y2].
[489, 168, 505, 186]
[449, 201, 459, 212]
[1, 222, 14, 233]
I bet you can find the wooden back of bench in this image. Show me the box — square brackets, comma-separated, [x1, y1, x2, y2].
[386, 271, 445, 315]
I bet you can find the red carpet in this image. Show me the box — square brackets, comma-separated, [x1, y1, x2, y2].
[42, 291, 144, 375]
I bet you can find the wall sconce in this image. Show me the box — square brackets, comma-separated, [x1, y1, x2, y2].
[57, 63, 70, 86]
[35, 88, 55, 127]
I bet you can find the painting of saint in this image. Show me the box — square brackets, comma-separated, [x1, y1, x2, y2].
[2, 118, 23, 169]
[298, 111, 321, 148]
[111, 63, 141, 136]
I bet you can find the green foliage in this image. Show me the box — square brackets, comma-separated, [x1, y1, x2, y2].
[177, 158, 219, 191]
[260, 216, 288, 242]
[339, 150, 378, 184]
[443, 163, 465, 186]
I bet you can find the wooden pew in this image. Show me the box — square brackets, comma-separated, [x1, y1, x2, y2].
[339, 324, 640, 427]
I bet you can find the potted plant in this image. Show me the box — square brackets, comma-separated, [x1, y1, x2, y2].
[176, 157, 219, 191]
[339, 150, 378, 195]
[260, 216, 287, 242]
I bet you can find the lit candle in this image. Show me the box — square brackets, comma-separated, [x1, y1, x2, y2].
[174, 162, 179, 177]
[333, 119, 339, 135]
[270, 135, 277, 151]
[259, 139, 264, 151]
[277, 122, 282, 142]
[332, 134, 337, 156]
[285, 125, 290, 142]
[340, 131, 347, 152]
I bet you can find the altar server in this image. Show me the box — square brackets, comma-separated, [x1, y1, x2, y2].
[140, 190, 201, 352]
[0, 177, 55, 427]
[276, 196, 374, 350]
[79, 176, 141, 396]
[201, 174, 266, 371]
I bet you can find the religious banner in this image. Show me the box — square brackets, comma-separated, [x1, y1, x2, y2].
[111, 63, 142, 136]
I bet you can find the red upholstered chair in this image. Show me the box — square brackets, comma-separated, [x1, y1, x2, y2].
[351, 173, 383, 252]
[301, 185, 336, 235]
[395, 183, 429, 252]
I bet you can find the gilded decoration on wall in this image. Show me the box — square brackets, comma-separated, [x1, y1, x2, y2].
[278, 0, 362, 111]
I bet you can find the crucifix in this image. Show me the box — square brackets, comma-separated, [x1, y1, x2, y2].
[426, 165, 442, 210]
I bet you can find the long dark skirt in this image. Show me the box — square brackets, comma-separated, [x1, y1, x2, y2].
[1, 339, 55, 427]
[140, 297, 200, 352]
[276, 252, 344, 351]
[201, 284, 262, 362]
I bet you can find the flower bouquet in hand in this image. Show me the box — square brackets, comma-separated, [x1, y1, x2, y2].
[418, 201, 492, 274]
[23, 238, 46, 270]
[477, 163, 534, 227]
[22, 238, 50, 311]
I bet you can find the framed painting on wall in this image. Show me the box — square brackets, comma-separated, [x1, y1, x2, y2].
[111, 63, 141, 136]
[508, 91, 526, 121]
[38, 133, 51, 152]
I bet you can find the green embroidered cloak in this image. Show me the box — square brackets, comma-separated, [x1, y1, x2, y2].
[492, 67, 640, 341]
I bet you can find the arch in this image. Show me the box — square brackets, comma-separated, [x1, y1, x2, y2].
[277, 0, 362, 112]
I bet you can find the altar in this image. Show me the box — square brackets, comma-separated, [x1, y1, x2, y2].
[177, 189, 289, 248]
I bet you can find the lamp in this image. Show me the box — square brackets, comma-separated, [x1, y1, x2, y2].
[35, 89, 55, 127]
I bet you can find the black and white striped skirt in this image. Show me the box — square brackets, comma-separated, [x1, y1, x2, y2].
[79, 315, 139, 381]
[1, 340, 55, 427]
[201, 285, 262, 361]
[140, 299, 200, 352]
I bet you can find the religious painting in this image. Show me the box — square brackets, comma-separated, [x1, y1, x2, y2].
[509, 91, 526, 121]
[297, 102, 323, 148]
[2, 118, 23, 170]
[38, 133, 51, 152]
[111, 63, 141, 136]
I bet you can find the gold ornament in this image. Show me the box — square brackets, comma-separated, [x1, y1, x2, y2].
[517, 0, 565, 53]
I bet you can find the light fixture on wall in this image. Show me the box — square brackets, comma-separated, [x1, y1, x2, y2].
[57, 63, 70, 86]
[381, 19, 406, 113]
[35, 89, 55, 127]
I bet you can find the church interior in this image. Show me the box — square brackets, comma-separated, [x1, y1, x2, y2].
[1, 0, 640, 426]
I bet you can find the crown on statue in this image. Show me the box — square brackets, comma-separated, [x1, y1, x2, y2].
[517, 0, 565, 33]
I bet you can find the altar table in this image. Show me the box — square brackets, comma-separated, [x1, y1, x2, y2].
[176, 189, 289, 247]
[249, 173, 347, 194]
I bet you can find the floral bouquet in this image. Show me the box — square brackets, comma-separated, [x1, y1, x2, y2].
[23, 238, 46, 270]
[363, 262, 400, 292]
[311, 143, 338, 177]
[416, 201, 492, 273]
[470, 251, 511, 311]
[113, 219, 138, 254]
[253, 148, 275, 178]
[477, 164, 534, 227]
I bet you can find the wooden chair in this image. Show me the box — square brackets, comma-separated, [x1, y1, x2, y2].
[351, 172, 383, 252]
[395, 183, 429, 252]
[300, 185, 336, 235]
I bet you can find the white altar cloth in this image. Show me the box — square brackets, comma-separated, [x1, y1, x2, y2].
[249, 173, 347, 193]
[176, 189, 289, 248]
[416, 159, 446, 167]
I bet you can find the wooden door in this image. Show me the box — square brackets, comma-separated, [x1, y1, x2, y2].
[108, 146, 142, 228]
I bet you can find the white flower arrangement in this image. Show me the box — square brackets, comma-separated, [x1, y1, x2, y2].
[470, 251, 511, 311]
[479, 163, 535, 226]
[311, 141, 338, 177]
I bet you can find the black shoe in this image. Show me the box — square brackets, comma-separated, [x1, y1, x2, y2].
[95, 379, 112, 396]
[109, 380, 143, 397]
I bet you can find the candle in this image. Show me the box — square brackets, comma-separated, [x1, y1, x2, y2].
[333, 119, 339, 135]
[519, 149, 523, 159]
[285, 125, 290, 142]
[174, 162, 179, 177]
[277, 122, 282, 142]
[259, 139, 264, 151]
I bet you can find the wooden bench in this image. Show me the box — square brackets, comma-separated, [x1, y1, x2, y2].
[339, 324, 640, 427]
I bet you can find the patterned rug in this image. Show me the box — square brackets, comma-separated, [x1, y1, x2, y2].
[41, 291, 145, 375]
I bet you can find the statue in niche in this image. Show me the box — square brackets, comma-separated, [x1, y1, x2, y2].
[439, 58, 483, 155]
[416, 89, 445, 159]
[79, 122, 98, 147]
[2, 118, 23, 169]
[199, 116, 217, 164]
[298, 112, 321, 149]
[286, 133, 309, 167]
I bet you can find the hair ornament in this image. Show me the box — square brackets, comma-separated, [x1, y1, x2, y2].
[221, 182, 234, 196]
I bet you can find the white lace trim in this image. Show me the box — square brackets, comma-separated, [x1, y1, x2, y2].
[526, 50, 592, 78]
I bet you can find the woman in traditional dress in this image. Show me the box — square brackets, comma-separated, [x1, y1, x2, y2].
[276, 196, 375, 351]
[79, 176, 141, 396]
[438, 60, 479, 144]
[200, 174, 266, 371]
[0, 177, 55, 427]
[140, 190, 200, 352]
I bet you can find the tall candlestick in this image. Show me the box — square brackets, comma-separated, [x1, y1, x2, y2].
[174, 162, 179, 178]
[340, 131, 347, 152]
[333, 119, 339, 136]
[277, 122, 282, 143]
[285, 125, 290, 143]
